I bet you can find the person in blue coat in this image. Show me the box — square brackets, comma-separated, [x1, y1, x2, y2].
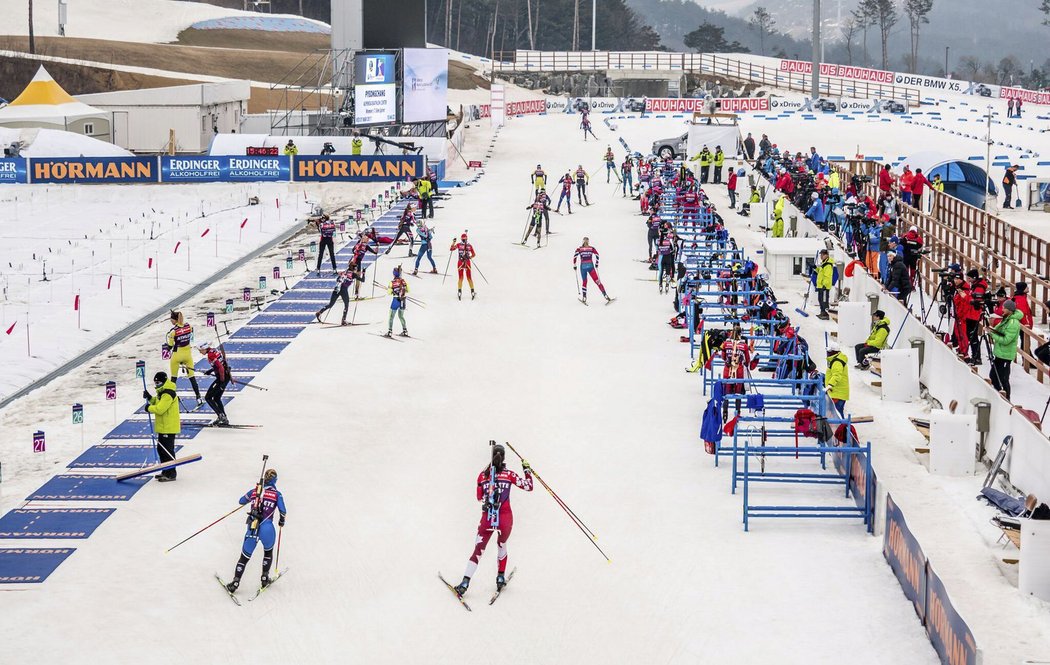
[412, 221, 437, 275]
[225, 469, 287, 594]
[805, 193, 828, 230]
[807, 147, 822, 173]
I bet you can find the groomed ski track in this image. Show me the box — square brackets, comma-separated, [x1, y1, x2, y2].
[0, 114, 937, 664]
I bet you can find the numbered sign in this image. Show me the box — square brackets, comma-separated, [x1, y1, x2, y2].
[339, 221, 346, 233]
[378, 194, 384, 206]
[206, 311, 215, 327]
[297, 248, 306, 262]
[286, 255, 293, 270]
[105, 381, 116, 400]
[72, 404, 84, 424]
[370, 198, 376, 209]
[258, 276, 267, 290]
[242, 287, 251, 302]
[135, 360, 145, 378]
[273, 266, 280, 279]
[161, 343, 171, 360]
[225, 298, 234, 314]
[33, 431, 45, 454]
[355, 209, 363, 222]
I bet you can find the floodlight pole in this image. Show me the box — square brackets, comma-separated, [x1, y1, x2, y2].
[591, 0, 597, 51]
[811, 0, 821, 99]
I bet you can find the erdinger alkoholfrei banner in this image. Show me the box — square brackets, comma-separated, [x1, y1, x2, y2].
[882, 493, 927, 622]
[160, 155, 290, 183]
[30, 157, 157, 184]
[293, 155, 424, 182]
[0, 158, 28, 184]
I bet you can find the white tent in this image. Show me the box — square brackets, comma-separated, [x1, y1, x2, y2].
[0, 66, 112, 141]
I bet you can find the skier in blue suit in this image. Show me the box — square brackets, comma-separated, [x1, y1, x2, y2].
[225, 469, 287, 594]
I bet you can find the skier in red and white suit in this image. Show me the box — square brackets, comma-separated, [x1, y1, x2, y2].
[721, 324, 754, 417]
[453, 444, 533, 596]
[450, 232, 477, 300]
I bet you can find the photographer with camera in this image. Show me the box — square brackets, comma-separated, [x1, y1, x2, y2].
[901, 225, 925, 282]
[862, 215, 884, 276]
[887, 252, 911, 303]
[805, 192, 828, 231]
[964, 269, 989, 365]
[878, 216, 897, 283]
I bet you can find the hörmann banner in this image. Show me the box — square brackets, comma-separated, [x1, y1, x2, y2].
[160, 156, 290, 183]
[293, 155, 424, 182]
[924, 562, 979, 665]
[31, 157, 157, 184]
[882, 494, 927, 622]
[0, 158, 28, 184]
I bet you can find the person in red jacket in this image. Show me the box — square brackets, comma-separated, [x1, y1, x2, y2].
[898, 166, 915, 206]
[964, 269, 988, 365]
[450, 232, 477, 300]
[1012, 282, 1034, 328]
[911, 168, 932, 209]
[878, 164, 893, 194]
[727, 168, 739, 208]
[198, 344, 231, 426]
[452, 443, 533, 597]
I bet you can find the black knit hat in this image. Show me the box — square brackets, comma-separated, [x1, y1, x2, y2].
[1015, 282, 1028, 294]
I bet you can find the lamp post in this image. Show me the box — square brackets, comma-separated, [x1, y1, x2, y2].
[811, 0, 821, 99]
[591, 0, 596, 51]
[944, 46, 949, 77]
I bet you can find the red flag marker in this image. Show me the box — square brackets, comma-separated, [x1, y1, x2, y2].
[148, 257, 153, 269]
[173, 241, 181, 254]
[74, 295, 80, 311]
[107, 275, 113, 289]
[201, 228, 210, 238]
[5, 322, 15, 335]
[240, 218, 248, 229]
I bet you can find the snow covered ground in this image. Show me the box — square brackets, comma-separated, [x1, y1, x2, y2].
[0, 180, 385, 402]
[0, 0, 326, 44]
[0, 112, 975, 665]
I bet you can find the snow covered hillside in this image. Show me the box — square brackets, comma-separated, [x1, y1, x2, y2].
[0, 0, 327, 44]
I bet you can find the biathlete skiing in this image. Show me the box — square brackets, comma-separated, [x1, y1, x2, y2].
[450, 232, 477, 300]
[452, 443, 533, 597]
[573, 237, 613, 304]
[223, 469, 287, 595]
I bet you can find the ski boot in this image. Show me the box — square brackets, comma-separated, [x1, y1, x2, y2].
[384, 329, 393, 338]
[408, 251, 416, 257]
[605, 294, 612, 303]
[315, 310, 323, 324]
[454, 576, 470, 596]
[399, 329, 409, 337]
[411, 269, 418, 276]
[458, 289, 462, 301]
[196, 396, 205, 408]
[581, 295, 587, 304]
[218, 414, 230, 427]
[496, 572, 506, 592]
[260, 573, 271, 589]
[471, 289, 476, 300]
[428, 269, 438, 274]
[226, 579, 240, 593]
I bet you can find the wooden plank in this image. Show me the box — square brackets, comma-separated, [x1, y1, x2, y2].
[851, 415, 874, 424]
[115, 454, 203, 482]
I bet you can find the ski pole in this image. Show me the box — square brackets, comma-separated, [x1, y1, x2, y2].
[139, 364, 158, 463]
[503, 442, 608, 562]
[230, 376, 268, 390]
[441, 239, 454, 284]
[470, 259, 491, 285]
[274, 523, 283, 569]
[574, 265, 581, 295]
[166, 503, 246, 553]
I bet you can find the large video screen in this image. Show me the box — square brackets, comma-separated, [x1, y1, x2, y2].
[354, 53, 397, 125]
[364, 0, 426, 49]
[402, 48, 448, 123]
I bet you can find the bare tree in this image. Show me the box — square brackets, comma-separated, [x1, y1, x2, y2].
[840, 16, 859, 65]
[870, 0, 899, 70]
[904, 0, 933, 74]
[852, 3, 875, 67]
[748, 7, 776, 57]
[959, 55, 980, 81]
[526, 0, 535, 49]
[1042, 0, 1050, 25]
[572, 0, 580, 50]
[997, 56, 1022, 86]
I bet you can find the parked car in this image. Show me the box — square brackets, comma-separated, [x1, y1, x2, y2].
[652, 132, 688, 160]
[623, 98, 646, 113]
[814, 98, 838, 112]
[879, 99, 907, 114]
[974, 84, 993, 97]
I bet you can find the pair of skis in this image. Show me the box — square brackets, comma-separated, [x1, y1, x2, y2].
[215, 568, 288, 605]
[437, 568, 516, 611]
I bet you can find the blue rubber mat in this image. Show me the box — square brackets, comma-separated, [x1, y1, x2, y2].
[229, 326, 304, 339]
[0, 509, 114, 538]
[27, 475, 150, 501]
[0, 548, 76, 583]
[193, 357, 271, 373]
[278, 290, 333, 302]
[69, 444, 183, 468]
[248, 314, 316, 325]
[221, 341, 290, 355]
[263, 301, 322, 312]
[104, 420, 206, 440]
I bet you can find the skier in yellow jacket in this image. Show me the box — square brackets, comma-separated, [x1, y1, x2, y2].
[167, 310, 202, 406]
